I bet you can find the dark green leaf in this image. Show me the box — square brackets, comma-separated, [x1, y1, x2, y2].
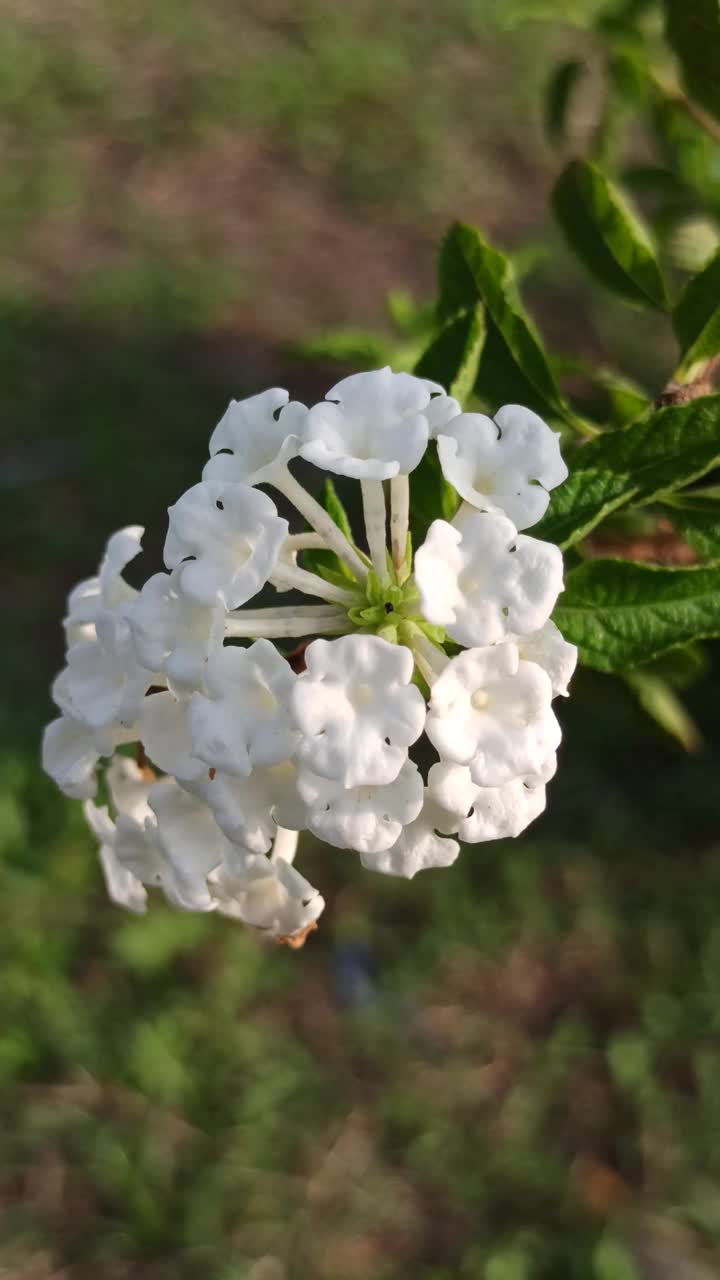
[664, 0, 720, 124]
[436, 224, 569, 421]
[661, 485, 720, 560]
[673, 248, 720, 375]
[554, 558, 720, 670]
[534, 396, 720, 547]
[639, 641, 709, 687]
[303, 478, 355, 582]
[410, 443, 459, 547]
[552, 159, 668, 309]
[415, 305, 486, 406]
[545, 60, 584, 145]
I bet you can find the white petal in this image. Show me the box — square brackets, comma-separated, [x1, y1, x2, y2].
[164, 481, 288, 609]
[148, 783, 225, 911]
[416, 510, 564, 647]
[83, 800, 148, 913]
[513, 620, 578, 698]
[211, 852, 324, 937]
[140, 691, 207, 784]
[437, 405, 568, 530]
[131, 571, 225, 696]
[99, 842, 148, 913]
[42, 716, 106, 799]
[202, 389, 305, 486]
[189, 639, 299, 776]
[425, 643, 561, 787]
[291, 634, 426, 788]
[204, 759, 307, 853]
[361, 793, 459, 878]
[298, 757, 424, 853]
[300, 367, 435, 480]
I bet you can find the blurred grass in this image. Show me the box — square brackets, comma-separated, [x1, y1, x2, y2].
[3, 0, 720, 1276]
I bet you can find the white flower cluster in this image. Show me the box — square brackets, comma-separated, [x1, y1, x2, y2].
[43, 368, 577, 947]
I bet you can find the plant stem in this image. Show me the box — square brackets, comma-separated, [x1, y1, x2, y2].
[225, 608, 347, 639]
[271, 561, 358, 606]
[361, 479, 389, 581]
[282, 533, 328, 555]
[274, 468, 367, 581]
[270, 826, 299, 865]
[390, 475, 410, 572]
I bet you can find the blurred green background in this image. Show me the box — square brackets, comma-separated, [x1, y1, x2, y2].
[4, 1, 720, 1276]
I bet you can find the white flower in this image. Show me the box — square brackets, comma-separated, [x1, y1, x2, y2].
[114, 781, 226, 911]
[52, 615, 154, 733]
[360, 792, 459, 878]
[204, 760, 307, 853]
[428, 761, 547, 843]
[300, 367, 438, 480]
[83, 799, 148, 914]
[189, 639, 299, 777]
[425, 642, 561, 787]
[81, 756, 159, 913]
[139, 691, 207, 784]
[210, 850, 324, 939]
[291, 634, 426, 788]
[437, 404, 568, 529]
[297, 758, 424, 854]
[41, 715, 134, 800]
[64, 525, 144, 644]
[202, 388, 307, 487]
[415, 510, 564, 647]
[513, 619, 578, 698]
[131, 572, 225, 696]
[164, 481, 288, 609]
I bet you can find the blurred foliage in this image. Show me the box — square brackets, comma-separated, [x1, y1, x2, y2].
[5, 0, 720, 1275]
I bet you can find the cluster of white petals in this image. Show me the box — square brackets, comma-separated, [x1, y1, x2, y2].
[43, 367, 576, 945]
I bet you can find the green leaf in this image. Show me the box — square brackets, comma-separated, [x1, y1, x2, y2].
[410, 443, 459, 546]
[415, 305, 486, 406]
[435, 223, 570, 422]
[554, 558, 720, 671]
[303, 478, 355, 582]
[545, 59, 585, 145]
[625, 671, 703, 751]
[534, 396, 720, 548]
[661, 484, 720, 560]
[664, 0, 720, 124]
[673, 248, 720, 376]
[552, 159, 668, 309]
[639, 640, 709, 687]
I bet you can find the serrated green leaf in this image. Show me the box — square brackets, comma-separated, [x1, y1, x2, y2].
[664, 0, 720, 124]
[625, 671, 703, 751]
[552, 159, 668, 309]
[554, 558, 720, 671]
[534, 396, 720, 547]
[545, 59, 585, 144]
[414, 305, 486, 406]
[661, 485, 720, 560]
[673, 249, 720, 376]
